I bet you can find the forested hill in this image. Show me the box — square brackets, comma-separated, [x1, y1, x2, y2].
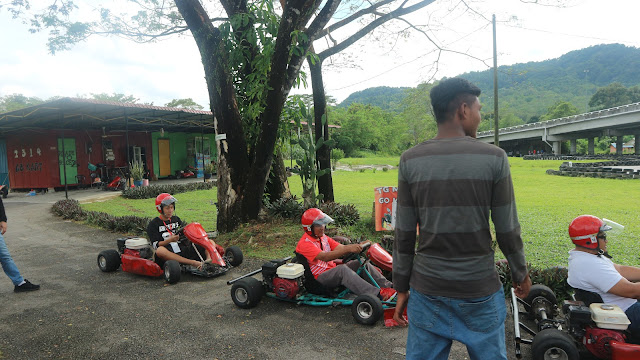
[338, 44, 640, 121]
[339, 86, 410, 111]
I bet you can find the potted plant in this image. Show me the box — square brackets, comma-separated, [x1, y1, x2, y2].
[204, 162, 216, 180]
[130, 161, 145, 187]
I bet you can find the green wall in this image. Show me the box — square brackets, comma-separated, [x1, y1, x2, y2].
[151, 131, 216, 179]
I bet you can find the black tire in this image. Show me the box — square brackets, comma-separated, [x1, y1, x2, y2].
[225, 246, 244, 267]
[97, 250, 121, 272]
[351, 294, 384, 325]
[531, 328, 579, 360]
[525, 284, 558, 319]
[163, 260, 181, 284]
[230, 277, 264, 309]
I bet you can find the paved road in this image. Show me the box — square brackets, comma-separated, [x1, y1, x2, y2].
[0, 193, 532, 360]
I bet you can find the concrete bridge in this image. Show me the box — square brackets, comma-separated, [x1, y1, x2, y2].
[477, 102, 640, 155]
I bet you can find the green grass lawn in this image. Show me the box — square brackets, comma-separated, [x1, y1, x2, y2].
[82, 157, 640, 267]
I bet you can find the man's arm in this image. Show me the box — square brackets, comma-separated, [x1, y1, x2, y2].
[315, 243, 363, 262]
[0, 197, 6, 234]
[614, 264, 640, 282]
[608, 277, 640, 299]
[393, 158, 417, 294]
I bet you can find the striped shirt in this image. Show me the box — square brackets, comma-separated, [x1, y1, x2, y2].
[295, 233, 340, 278]
[393, 136, 528, 298]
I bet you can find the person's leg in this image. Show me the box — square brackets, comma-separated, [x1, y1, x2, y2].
[316, 265, 380, 297]
[450, 288, 508, 360]
[344, 260, 392, 288]
[406, 288, 453, 360]
[624, 301, 640, 335]
[155, 246, 201, 267]
[0, 233, 24, 285]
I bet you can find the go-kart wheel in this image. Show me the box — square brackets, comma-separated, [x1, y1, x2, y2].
[351, 294, 383, 325]
[524, 284, 557, 319]
[231, 277, 264, 309]
[97, 250, 121, 272]
[163, 260, 181, 284]
[531, 328, 579, 360]
[225, 246, 244, 267]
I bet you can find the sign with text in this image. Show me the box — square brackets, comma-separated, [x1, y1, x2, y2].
[374, 186, 397, 231]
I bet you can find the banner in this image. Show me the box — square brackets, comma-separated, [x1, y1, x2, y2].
[374, 186, 397, 231]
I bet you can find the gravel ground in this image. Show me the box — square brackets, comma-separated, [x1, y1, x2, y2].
[0, 192, 532, 360]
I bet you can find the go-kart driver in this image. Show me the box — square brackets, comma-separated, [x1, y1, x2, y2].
[295, 208, 397, 301]
[567, 215, 640, 335]
[147, 193, 212, 270]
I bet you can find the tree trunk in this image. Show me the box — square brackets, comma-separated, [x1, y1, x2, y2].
[309, 55, 334, 202]
[265, 149, 292, 202]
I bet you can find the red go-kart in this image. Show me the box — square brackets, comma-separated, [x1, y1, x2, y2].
[97, 222, 243, 284]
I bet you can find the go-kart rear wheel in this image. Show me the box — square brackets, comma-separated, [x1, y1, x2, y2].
[231, 277, 264, 309]
[351, 294, 383, 325]
[525, 284, 557, 319]
[531, 328, 579, 360]
[97, 250, 121, 272]
[225, 246, 244, 267]
[163, 260, 181, 284]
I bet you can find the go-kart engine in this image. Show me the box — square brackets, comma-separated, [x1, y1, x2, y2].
[584, 326, 626, 359]
[273, 277, 300, 299]
[272, 263, 305, 299]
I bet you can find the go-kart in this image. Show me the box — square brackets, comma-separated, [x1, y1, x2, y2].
[97, 222, 243, 284]
[227, 241, 404, 326]
[510, 284, 640, 360]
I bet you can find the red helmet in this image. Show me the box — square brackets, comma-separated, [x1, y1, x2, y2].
[155, 193, 177, 214]
[301, 208, 334, 235]
[569, 215, 612, 249]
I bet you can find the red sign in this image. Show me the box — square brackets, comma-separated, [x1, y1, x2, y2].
[374, 186, 397, 231]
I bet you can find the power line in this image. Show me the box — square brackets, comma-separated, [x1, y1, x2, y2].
[503, 23, 640, 46]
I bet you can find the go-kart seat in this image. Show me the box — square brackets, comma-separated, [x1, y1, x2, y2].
[573, 288, 604, 307]
[294, 252, 337, 297]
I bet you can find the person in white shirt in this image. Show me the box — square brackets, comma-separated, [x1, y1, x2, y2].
[567, 215, 640, 335]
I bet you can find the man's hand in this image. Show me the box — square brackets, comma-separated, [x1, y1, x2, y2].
[0, 221, 7, 235]
[347, 243, 363, 253]
[392, 291, 409, 327]
[513, 273, 532, 299]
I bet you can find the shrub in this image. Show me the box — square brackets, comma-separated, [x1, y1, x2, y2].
[122, 182, 215, 199]
[331, 148, 345, 162]
[51, 199, 86, 220]
[358, 168, 366, 173]
[319, 202, 360, 226]
[382, 167, 389, 172]
[496, 260, 572, 302]
[265, 196, 304, 219]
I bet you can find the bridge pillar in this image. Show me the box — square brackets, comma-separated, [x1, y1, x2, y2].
[636, 134, 639, 155]
[553, 141, 561, 155]
[617, 136, 623, 155]
[570, 139, 577, 155]
[588, 138, 595, 155]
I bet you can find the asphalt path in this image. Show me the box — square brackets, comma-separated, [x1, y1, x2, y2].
[0, 195, 533, 360]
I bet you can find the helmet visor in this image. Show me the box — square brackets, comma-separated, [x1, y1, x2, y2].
[161, 196, 177, 207]
[602, 218, 622, 235]
[312, 214, 334, 227]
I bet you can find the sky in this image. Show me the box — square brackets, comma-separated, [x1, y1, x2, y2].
[0, 0, 638, 108]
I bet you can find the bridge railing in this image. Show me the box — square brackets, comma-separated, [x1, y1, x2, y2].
[477, 102, 640, 137]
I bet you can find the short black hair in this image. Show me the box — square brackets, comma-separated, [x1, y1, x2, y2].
[430, 78, 481, 123]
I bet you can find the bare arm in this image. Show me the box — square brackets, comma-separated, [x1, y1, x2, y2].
[607, 277, 640, 299]
[614, 263, 640, 282]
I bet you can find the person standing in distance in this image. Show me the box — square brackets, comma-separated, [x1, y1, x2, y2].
[392, 78, 531, 360]
[0, 192, 40, 293]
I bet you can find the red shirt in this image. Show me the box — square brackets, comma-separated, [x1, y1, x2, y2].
[295, 233, 340, 278]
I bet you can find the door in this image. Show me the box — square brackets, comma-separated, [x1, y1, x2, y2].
[58, 138, 78, 185]
[158, 139, 171, 177]
[0, 139, 9, 188]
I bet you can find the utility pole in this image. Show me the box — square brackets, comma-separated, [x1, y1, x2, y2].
[492, 14, 499, 147]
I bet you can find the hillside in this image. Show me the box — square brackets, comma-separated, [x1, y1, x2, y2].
[338, 44, 640, 121]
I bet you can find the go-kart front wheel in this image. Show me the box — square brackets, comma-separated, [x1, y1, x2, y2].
[351, 294, 383, 325]
[225, 246, 244, 267]
[531, 328, 579, 360]
[231, 277, 264, 309]
[163, 260, 181, 284]
[97, 250, 121, 272]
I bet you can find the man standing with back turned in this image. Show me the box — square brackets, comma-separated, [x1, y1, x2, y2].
[392, 78, 531, 360]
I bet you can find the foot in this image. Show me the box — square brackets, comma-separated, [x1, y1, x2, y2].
[14, 279, 40, 293]
[379, 287, 397, 301]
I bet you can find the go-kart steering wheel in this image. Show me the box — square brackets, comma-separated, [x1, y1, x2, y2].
[342, 241, 372, 263]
